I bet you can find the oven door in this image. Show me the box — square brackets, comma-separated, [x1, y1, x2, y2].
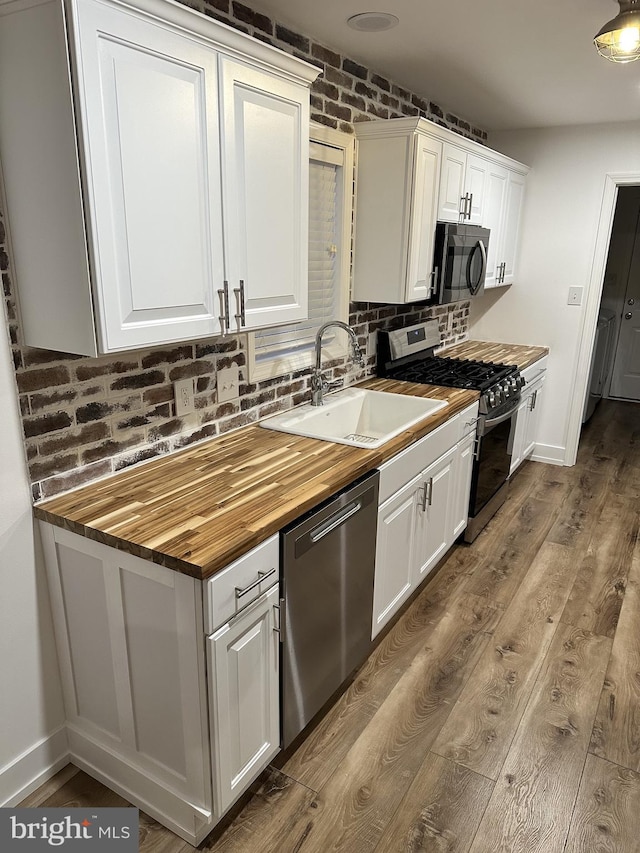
[468, 403, 518, 519]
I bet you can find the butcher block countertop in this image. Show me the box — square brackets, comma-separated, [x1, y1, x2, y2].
[34, 379, 479, 580]
[440, 340, 548, 370]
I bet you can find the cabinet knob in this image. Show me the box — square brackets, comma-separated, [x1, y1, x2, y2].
[625, 311, 633, 320]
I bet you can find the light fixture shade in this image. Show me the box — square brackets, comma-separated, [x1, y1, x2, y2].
[595, 0, 640, 62]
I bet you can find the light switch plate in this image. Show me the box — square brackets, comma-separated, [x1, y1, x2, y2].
[567, 286, 583, 306]
[217, 364, 240, 402]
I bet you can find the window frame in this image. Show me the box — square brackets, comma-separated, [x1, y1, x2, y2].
[246, 122, 355, 382]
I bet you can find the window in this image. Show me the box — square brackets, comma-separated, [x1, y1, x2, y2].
[247, 123, 355, 381]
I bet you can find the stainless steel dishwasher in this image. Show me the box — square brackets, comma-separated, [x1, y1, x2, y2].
[280, 470, 379, 748]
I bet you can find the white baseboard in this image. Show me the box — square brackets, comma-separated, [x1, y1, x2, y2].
[531, 443, 567, 466]
[0, 726, 69, 807]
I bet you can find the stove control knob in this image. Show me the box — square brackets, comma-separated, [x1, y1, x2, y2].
[517, 375, 526, 389]
[494, 388, 503, 404]
[509, 377, 518, 391]
[502, 382, 510, 397]
[488, 391, 496, 407]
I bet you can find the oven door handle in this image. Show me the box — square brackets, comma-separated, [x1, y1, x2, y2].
[482, 404, 519, 429]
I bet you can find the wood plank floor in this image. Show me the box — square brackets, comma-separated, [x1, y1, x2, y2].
[22, 398, 640, 852]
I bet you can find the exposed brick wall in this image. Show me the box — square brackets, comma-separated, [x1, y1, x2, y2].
[2, 0, 480, 502]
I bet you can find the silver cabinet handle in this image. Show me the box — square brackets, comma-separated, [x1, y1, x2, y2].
[233, 280, 246, 329]
[419, 478, 433, 511]
[217, 280, 230, 335]
[273, 598, 285, 642]
[467, 192, 473, 219]
[529, 390, 538, 411]
[235, 567, 276, 599]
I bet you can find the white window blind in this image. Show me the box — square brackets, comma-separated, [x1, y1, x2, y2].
[251, 141, 345, 372]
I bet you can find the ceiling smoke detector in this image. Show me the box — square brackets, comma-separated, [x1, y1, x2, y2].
[346, 12, 399, 32]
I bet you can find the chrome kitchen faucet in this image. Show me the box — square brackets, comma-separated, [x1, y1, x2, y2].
[311, 321, 365, 406]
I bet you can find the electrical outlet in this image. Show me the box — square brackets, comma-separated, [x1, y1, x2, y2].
[567, 286, 583, 306]
[217, 364, 239, 402]
[174, 378, 195, 415]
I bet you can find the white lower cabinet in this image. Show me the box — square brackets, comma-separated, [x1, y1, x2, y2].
[39, 524, 213, 845]
[208, 584, 280, 817]
[372, 403, 479, 638]
[39, 524, 281, 846]
[510, 358, 547, 474]
[415, 446, 456, 583]
[452, 432, 476, 538]
[372, 473, 423, 637]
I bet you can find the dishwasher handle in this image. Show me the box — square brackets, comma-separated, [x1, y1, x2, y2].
[309, 500, 362, 543]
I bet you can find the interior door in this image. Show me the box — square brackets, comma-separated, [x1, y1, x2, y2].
[610, 264, 640, 400]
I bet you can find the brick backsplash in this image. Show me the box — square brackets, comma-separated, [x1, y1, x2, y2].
[2, 0, 478, 501]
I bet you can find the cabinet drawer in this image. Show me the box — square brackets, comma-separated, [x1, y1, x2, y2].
[457, 402, 480, 439]
[522, 356, 548, 386]
[204, 534, 279, 634]
[379, 415, 459, 504]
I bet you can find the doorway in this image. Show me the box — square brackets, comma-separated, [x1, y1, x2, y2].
[593, 186, 640, 405]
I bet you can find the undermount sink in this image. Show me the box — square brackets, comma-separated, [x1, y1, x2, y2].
[260, 387, 447, 448]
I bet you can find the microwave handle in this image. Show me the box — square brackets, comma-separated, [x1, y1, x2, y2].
[429, 266, 439, 297]
[468, 240, 487, 294]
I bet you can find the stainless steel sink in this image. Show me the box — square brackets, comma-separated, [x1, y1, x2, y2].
[259, 387, 447, 448]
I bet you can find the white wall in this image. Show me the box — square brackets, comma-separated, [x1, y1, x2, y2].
[469, 120, 640, 464]
[0, 251, 67, 803]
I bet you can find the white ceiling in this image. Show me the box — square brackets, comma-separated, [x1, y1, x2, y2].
[246, 0, 640, 132]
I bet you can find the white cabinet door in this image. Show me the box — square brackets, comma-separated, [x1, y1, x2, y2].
[405, 134, 443, 302]
[509, 396, 529, 475]
[522, 379, 544, 461]
[208, 584, 280, 816]
[465, 153, 489, 225]
[481, 162, 509, 289]
[501, 170, 527, 286]
[452, 433, 475, 538]
[438, 147, 487, 225]
[509, 375, 544, 474]
[372, 473, 422, 638]
[438, 143, 467, 222]
[414, 446, 456, 583]
[74, 0, 225, 351]
[219, 57, 309, 331]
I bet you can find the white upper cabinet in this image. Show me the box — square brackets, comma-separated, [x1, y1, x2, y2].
[352, 118, 529, 305]
[352, 125, 442, 304]
[219, 58, 309, 331]
[0, 0, 318, 355]
[482, 162, 509, 288]
[438, 145, 488, 225]
[74, 0, 226, 351]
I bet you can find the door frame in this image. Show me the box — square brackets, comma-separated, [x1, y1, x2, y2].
[566, 172, 640, 466]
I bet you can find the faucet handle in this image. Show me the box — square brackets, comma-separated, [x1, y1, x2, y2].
[351, 341, 365, 366]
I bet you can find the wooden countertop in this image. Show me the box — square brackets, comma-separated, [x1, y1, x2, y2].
[34, 379, 479, 580]
[440, 340, 548, 370]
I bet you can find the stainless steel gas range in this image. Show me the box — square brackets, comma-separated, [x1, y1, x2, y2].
[378, 322, 524, 542]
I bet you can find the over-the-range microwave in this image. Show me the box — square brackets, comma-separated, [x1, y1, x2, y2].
[430, 222, 490, 304]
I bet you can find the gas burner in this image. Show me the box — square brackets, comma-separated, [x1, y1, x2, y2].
[377, 323, 524, 415]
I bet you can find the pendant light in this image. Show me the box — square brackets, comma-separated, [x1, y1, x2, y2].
[595, 0, 640, 62]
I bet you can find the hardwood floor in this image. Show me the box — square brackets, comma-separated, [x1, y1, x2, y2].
[22, 398, 640, 852]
